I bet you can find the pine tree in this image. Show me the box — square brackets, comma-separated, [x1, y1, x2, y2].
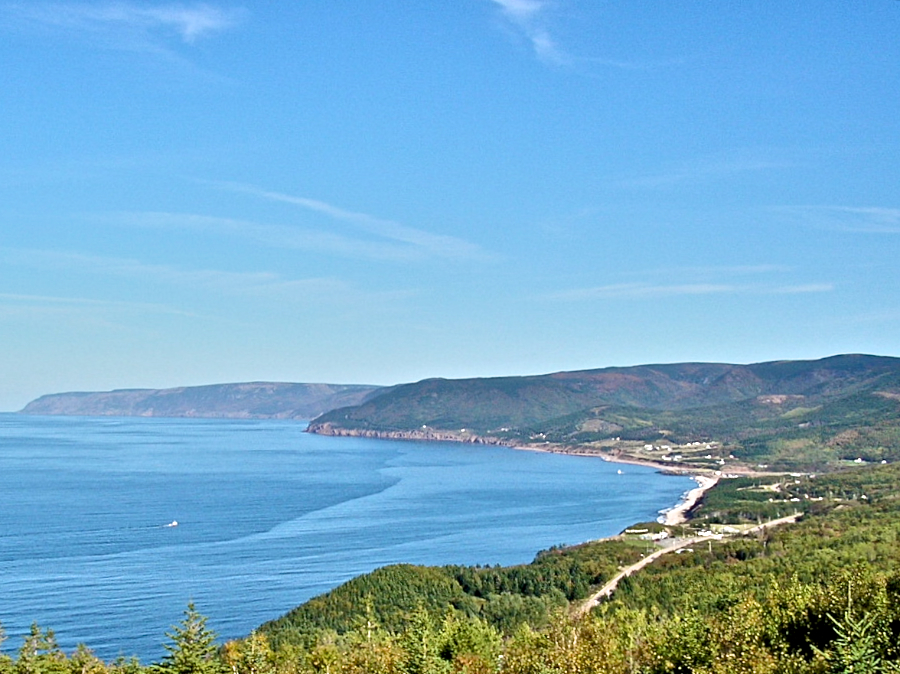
[155, 603, 222, 674]
[400, 605, 449, 674]
[824, 611, 885, 674]
[16, 624, 67, 674]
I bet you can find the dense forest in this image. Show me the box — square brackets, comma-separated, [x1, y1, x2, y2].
[4, 462, 900, 673]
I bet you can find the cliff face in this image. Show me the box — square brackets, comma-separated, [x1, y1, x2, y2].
[20, 382, 383, 420]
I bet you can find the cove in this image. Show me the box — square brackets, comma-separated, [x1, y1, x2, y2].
[0, 414, 693, 661]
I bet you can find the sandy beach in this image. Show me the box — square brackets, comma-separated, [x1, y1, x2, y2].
[510, 441, 720, 527]
[662, 475, 719, 525]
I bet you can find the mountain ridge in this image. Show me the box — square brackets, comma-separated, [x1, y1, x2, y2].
[19, 355, 900, 469]
[20, 381, 383, 420]
[310, 354, 899, 428]
[306, 354, 900, 469]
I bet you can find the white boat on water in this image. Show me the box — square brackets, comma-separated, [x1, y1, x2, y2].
[164, 520, 178, 528]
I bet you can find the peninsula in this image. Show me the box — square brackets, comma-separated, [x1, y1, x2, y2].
[20, 381, 382, 420]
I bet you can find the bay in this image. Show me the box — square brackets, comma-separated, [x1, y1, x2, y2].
[0, 414, 693, 662]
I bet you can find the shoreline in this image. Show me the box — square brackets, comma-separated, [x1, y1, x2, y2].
[660, 475, 719, 525]
[513, 443, 720, 526]
[514, 443, 699, 473]
[307, 423, 720, 526]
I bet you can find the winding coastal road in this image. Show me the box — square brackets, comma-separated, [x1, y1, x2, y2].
[575, 512, 802, 616]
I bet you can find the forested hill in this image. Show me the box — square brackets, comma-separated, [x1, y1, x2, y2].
[20, 382, 382, 420]
[239, 462, 900, 674]
[307, 354, 900, 468]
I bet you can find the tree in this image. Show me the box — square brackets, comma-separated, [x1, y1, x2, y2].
[400, 605, 449, 674]
[646, 610, 714, 674]
[816, 611, 900, 674]
[0, 623, 13, 674]
[342, 598, 403, 674]
[436, 613, 500, 673]
[155, 603, 222, 674]
[221, 633, 273, 674]
[16, 624, 67, 674]
[68, 644, 108, 674]
[108, 657, 143, 674]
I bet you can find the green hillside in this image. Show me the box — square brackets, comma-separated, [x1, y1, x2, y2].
[309, 355, 900, 470]
[222, 462, 900, 674]
[257, 538, 647, 649]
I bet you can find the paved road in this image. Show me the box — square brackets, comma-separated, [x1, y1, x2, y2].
[575, 513, 801, 616]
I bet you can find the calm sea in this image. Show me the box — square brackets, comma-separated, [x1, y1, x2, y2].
[0, 414, 692, 662]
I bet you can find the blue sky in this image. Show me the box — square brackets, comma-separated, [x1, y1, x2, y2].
[1, 1, 898, 410]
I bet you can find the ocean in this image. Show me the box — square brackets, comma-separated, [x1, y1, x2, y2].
[0, 414, 693, 662]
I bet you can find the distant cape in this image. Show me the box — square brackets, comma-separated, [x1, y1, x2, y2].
[20, 382, 383, 420]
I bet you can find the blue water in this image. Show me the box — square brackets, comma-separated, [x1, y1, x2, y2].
[0, 414, 692, 662]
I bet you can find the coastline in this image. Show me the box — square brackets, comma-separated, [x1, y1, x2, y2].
[307, 423, 718, 527]
[660, 475, 719, 525]
[308, 422, 700, 472]
[515, 443, 719, 526]
[515, 443, 697, 473]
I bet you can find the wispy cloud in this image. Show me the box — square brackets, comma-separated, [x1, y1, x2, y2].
[541, 281, 833, 302]
[487, 1, 682, 70]
[2, 2, 242, 54]
[1, 246, 275, 290]
[489, 0, 566, 64]
[0, 291, 196, 320]
[203, 182, 492, 262]
[633, 264, 793, 279]
[0, 246, 411, 307]
[110, 211, 425, 262]
[542, 283, 735, 301]
[775, 205, 900, 234]
[613, 153, 794, 190]
[541, 261, 834, 302]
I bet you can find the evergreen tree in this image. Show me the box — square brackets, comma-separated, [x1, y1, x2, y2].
[341, 598, 402, 674]
[0, 624, 13, 674]
[108, 657, 143, 674]
[16, 624, 67, 674]
[819, 611, 898, 674]
[400, 605, 448, 674]
[155, 604, 222, 674]
[68, 644, 108, 674]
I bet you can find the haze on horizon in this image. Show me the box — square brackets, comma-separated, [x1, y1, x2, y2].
[1, 2, 898, 411]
